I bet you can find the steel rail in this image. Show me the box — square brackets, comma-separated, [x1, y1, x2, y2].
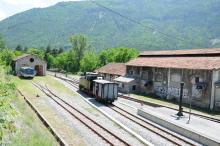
[17, 89, 68, 146]
[54, 73, 220, 124]
[109, 104, 197, 146]
[120, 95, 220, 123]
[54, 77, 196, 145]
[33, 83, 131, 146]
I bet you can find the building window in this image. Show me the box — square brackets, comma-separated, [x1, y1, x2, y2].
[30, 58, 34, 63]
[195, 77, 200, 83]
[137, 68, 140, 75]
[132, 85, 136, 91]
[129, 70, 134, 75]
[142, 71, 148, 80]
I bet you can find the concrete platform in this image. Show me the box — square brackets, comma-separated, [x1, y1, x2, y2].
[138, 106, 220, 146]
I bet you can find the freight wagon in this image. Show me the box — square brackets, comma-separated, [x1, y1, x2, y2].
[79, 72, 118, 103]
[93, 80, 118, 103]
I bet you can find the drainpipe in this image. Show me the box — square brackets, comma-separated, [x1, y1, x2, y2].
[167, 68, 171, 99]
[210, 70, 218, 110]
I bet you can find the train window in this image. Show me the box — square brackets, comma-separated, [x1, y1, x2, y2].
[30, 58, 34, 63]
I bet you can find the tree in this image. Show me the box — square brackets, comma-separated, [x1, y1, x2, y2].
[0, 49, 14, 66]
[15, 44, 23, 51]
[98, 47, 138, 66]
[51, 48, 58, 57]
[58, 47, 64, 54]
[23, 47, 28, 52]
[27, 48, 44, 59]
[80, 51, 99, 72]
[46, 45, 51, 54]
[0, 34, 6, 50]
[69, 34, 90, 71]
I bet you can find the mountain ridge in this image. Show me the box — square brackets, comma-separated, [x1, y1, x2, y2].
[0, 0, 220, 51]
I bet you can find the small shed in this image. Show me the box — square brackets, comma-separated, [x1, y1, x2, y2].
[12, 54, 47, 76]
[114, 76, 136, 93]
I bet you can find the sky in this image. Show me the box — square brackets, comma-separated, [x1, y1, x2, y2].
[0, 0, 84, 21]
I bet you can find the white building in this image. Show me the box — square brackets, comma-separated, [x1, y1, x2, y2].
[12, 54, 47, 76]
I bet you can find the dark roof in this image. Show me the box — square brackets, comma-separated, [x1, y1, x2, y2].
[126, 57, 220, 70]
[140, 48, 220, 57]
[95, 63, 126, 76]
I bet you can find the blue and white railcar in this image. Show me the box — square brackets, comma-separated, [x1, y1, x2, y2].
[18, 67, 36, 78]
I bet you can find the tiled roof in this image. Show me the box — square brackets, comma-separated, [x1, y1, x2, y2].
[96, 63, 126, 76]
[126, 57, 220, 70]
[140, 48, 220, 56]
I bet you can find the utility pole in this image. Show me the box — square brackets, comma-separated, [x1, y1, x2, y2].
[177, 82, 184, 117]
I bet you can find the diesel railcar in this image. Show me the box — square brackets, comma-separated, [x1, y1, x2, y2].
[79, 72, 118, 103]
[18, 67, 36, 78]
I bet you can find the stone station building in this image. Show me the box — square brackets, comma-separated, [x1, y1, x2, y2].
[123, 48, 220, 111]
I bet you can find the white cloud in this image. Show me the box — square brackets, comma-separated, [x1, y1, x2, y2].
[0, 9, 7, 21]
[0, 0, 86, 20]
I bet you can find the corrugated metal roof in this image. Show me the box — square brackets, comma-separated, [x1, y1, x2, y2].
[93, 79, 115, 84]
[140, 48, 220, 56]
[114, 76, 135, 83]
[126, 57, 220, 70]
[95, 63, 126, 76]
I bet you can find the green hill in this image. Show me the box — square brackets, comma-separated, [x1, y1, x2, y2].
[0, 0, 220, 51]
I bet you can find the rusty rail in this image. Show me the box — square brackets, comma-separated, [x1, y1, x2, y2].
[109, 104, 197, 146]
[120, 95, 220, 123]
[17, 89, 68, 146]
[33, 83, 131, 146]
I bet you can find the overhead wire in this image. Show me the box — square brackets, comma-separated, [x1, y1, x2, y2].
[89, 0, 186, 43]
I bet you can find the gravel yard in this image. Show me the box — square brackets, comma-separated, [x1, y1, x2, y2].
[47, 78, 146, 146]
[53, 76, 202, 146]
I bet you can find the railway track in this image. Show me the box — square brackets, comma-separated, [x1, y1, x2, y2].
[108, 104, 197, 146]
[120, 95, 220, 123]
[32, 82, 131, 146]
[54, 76, 199, 145]
[52, 74, 220, 124]
[17, 89, 68, 146]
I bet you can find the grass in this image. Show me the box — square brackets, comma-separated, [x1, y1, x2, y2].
[9, 93, 57, 146]
[127, 93, 220, 119]
[34, 76, 76, 97]
[11, 75, 88, 146]
[0, 66, 57, 146]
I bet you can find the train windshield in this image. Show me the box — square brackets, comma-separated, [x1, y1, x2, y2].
[21, 68, 35, 75]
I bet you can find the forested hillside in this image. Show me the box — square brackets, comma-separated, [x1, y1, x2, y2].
[0, 0, 220, 51]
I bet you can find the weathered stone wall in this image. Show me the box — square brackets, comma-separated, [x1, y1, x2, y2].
[126, 66, 213, 109]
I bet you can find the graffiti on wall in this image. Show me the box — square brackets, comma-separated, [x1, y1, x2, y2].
[154, 82, 189, 99]
[167, 87, 189, 99]
[154, 86, 167, 97]
[192, 85, 202, 98]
